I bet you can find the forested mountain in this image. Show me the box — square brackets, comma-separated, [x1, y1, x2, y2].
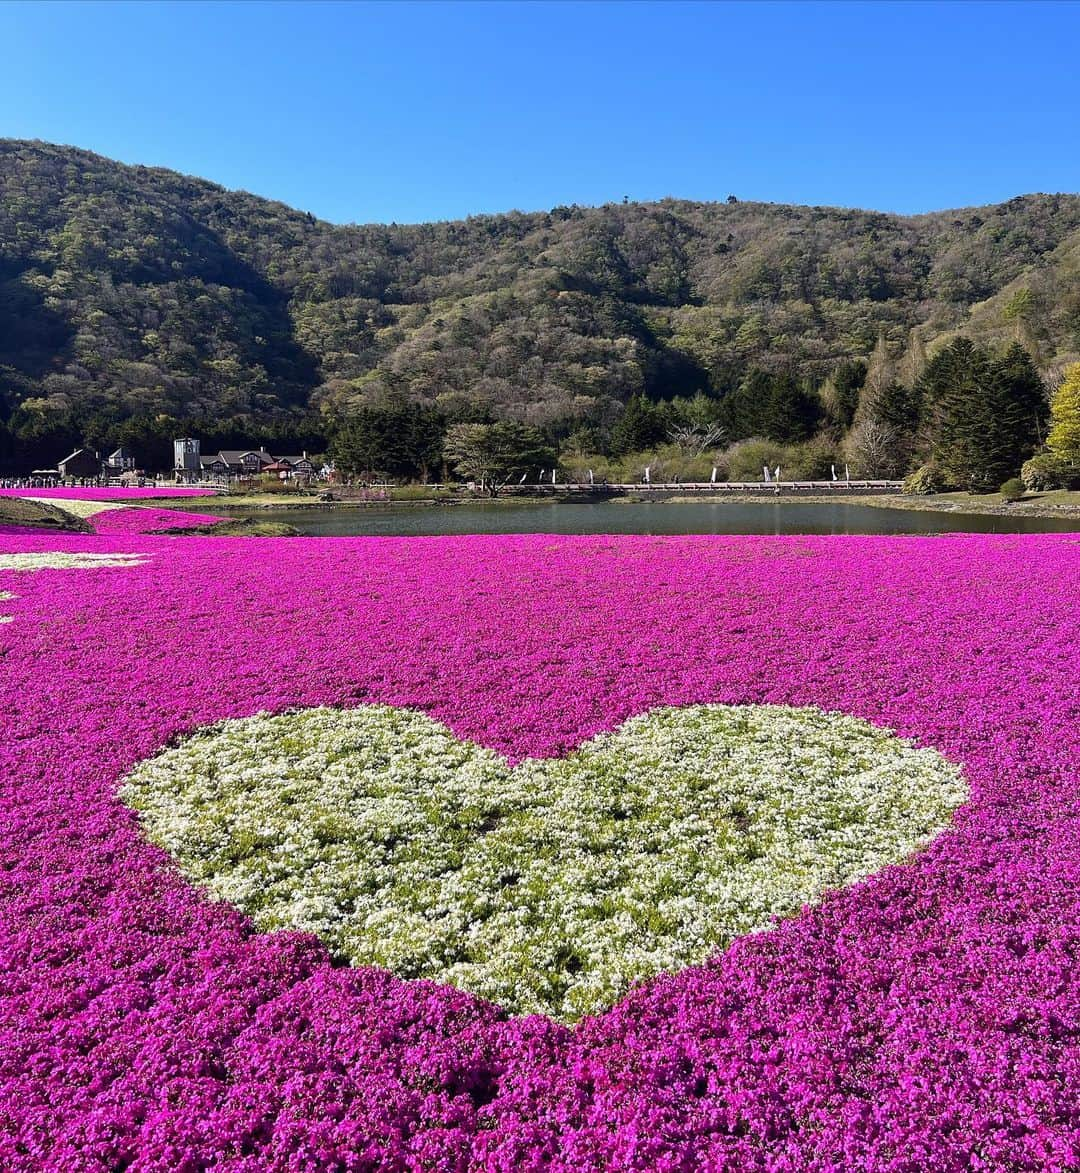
[2, 138, 1080, 472]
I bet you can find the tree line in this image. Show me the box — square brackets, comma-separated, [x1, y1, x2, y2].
[325, 337, 1080, 494]
[5, 328, 1076, 495]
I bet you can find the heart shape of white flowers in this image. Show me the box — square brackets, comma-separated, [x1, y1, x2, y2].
[121, 704, 966, 1023]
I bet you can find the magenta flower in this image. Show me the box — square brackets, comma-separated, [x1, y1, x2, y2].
[0, 529, 1077, 1170]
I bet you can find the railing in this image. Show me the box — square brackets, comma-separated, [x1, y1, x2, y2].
[503, 480, 905, 495]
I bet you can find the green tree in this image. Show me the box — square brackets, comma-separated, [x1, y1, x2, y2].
[610, 395, 666, 456]
[991, 342, 1047, 468]
[921, 338, 1041, 491]
[331, 403, 444, 480]
[721, 370, 772, 440]
[874, 381, 921, 440]
[831, 360, 866, 430]
[762, 374, 820, 444]
[444, 422, 555, 494]
[929, 340, 998, 488]
[1048, 363, 1080, 463]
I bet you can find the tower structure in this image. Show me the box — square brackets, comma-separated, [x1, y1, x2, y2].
[173, 438, 201, 482]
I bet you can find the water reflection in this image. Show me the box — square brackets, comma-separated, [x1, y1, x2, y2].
[226, 499, 1080, 537]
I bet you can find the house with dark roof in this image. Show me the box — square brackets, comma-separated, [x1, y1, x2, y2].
[105, 447, 137, 473]
[273, 453, 317, 478]
[209, 449, 276, 476]
[57, 448, 101, 478]
[181, 441, 320, 482]
[199, 454, 228, 477]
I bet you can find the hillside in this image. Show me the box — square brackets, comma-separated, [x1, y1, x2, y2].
[2, 139, 1079, 468]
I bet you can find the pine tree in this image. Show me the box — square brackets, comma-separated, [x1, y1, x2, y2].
[875, 381, 922, 439]
[991, 343, 1047, 465]
[611, 395, 665, 456]
[721, 370, 772, 440]
[924, 338, 1036, 491]
[1048, 363, 1080, 463]
[762, 375, 820, 444]
[444, 422, 555, 493]
[829, 360, 866, 431]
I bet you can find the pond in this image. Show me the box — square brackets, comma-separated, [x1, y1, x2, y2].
[219, 499, 1080, 537]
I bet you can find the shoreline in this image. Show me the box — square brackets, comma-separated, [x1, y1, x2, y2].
[170, 489, 1080, 522]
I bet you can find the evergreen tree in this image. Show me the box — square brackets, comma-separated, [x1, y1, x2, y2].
[922, 338, 1040, 491]
[875, 381, 922, 440]
[762, 375, 820, 444]
[721, 370, 773, 440]
[611, 395, 666, 456]
[942, 350, 999, 489]
[444, 422, 555, 493]
[1048, 363, 1080, 464]
[991, 342, 1047, 468]
[330, 403, 445, 480]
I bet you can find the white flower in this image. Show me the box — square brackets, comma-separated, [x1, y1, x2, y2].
[0, 552, 147, 571]
[120, 703, 966, 1023]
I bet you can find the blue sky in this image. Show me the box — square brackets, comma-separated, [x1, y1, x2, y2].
[2, 0, 1079, 224]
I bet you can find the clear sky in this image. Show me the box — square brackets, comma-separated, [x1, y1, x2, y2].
[2, 0, 1079, 224]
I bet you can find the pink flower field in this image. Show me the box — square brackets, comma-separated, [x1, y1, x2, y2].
[88, 507, 225, 535]
[0, 527, 1078, 1171]
[0, 486, 219, 500]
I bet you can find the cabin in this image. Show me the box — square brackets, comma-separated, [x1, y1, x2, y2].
[214, 449, 276, 476]
[199, 455, 230, 478]
[57, 448, 101, 479]
[105, 447, 137, 473]
[273, 453, 317, 480]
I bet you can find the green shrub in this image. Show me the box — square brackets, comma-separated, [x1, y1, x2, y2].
[722, 438, 789, 483]
[784, 436, 842, 480]
[902, 464, 948, 495]
[1021, 452, 1073, 491]
[999, 477, 1026, 502]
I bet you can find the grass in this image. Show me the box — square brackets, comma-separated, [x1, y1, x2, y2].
[0, 498, 92, 532]
[387, 485, 457, 502]
[885, 489, 1080, 517]
[151, 518, 300, 537]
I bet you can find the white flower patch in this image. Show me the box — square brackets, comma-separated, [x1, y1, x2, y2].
[0, 552, 148, 571]
[120, 704, 967, 1022]
[22, 498, 121, 518]
[0, 591, 12, 623]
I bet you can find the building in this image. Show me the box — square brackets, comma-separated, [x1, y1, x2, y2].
[105, 447, 137, 473]
[199, 454, 230, 479]
[174, 438, 201, 483]
[212, 449, 276, 477]
[175, 439, 321, 483]
[57, 448, 101, 479]
[271, 453, 317, 480]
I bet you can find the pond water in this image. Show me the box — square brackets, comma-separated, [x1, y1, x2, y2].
[222, 499, 1080, 537]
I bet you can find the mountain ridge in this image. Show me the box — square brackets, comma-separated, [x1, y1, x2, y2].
[8, 136, 1071, 227]
[2, 138, 1079, 467]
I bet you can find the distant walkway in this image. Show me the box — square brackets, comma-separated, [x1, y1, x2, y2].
[505, 480, 905, 497]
